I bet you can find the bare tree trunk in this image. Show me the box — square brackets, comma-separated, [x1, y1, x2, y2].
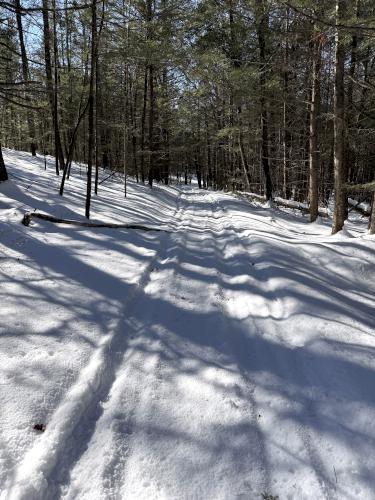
[14, 0, 37, 155]
[205, 116, 213, 188]
[148, 63, 154, 187]
[94, 0, 105, 195]
[332, 0, 348, 234]
[309, 27, 322, 222]
[85, 0, 97, 218]
[146, 0, 155, 187]
[162, 67, 169, 185]
[195, 154, 202, 189]
[42, 0, 64, 174]
[0, 143, 8, 182]
[282, 6, 290, 199]
[256, 1, 272, 200]
[347, 0, 358, 183]
[52, 0, 62, 173]
[369, 192, 375, 235]
[130, 82, 138, 181]
[140, 68, 147, 183]
[59, 96, 89, 196]
[94, 57, 100, 195]
[238, 107, 251, 190]
[239, 135, 251, 190]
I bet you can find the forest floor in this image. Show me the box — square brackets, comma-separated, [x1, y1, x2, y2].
[1, 149, 375, 500]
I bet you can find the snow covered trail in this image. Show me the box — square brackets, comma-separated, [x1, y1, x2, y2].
[65, 190, 374, 500]
[1, 150, 375, 499]
[45, 192, 375, 499]
[58, 189, 269, 499]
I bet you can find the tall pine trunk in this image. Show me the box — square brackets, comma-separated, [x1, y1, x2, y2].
[94, 59, 100, 195]
[148, 63, 154, 187]
[140, 68, 147, 183]
[238, 108, 251, 189]
[282, 6, 290, 199]
[15, 0, 37, 156]
[309, 27, 322, 222]
[42, 0, 64, 174]
[369, 192, 375, 235]
[256, 1, 272, 200]
[332, 0, 348, 234]
[85, 0, 97, 218]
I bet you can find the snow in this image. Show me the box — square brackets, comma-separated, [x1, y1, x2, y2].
[0, 149, 375, 500]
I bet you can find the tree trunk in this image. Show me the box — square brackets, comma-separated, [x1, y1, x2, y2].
[237, 107, 251, 190]
[309, 27, 322, 222]
[59, 97, 89, 196]
[94, 57, 100, 195]
[332, 0, 348, 234]
[148, 64, 155, 187]
[162, 67, 169, 185]
[140, 68, 147, 183]
[256, 1, 272, 200]
[52, 0, 62, 173]
[195, 155, 202, 189]
[369, 192, 375, 235]
[0, 143, 8, 182]
[282, 6, 290, 199]
[15, 0, 37, 155]
[42, 0, 64, 174]
[85, 0, 97, 218]
[347, 0, 358, 183]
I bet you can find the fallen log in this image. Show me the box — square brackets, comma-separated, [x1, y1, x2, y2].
[22, 211, 169, 232]
[274, 197, 329, 218]
[237, 191, 370, 218]
[348, 197, 371, 216]
[236, 192, 329, 217]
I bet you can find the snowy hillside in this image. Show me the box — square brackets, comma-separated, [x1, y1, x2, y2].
[0, 149, 375, 500]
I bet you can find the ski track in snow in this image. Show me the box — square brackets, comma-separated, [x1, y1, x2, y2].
[3, 189, 184, 500]
[1, 149, 375, 500]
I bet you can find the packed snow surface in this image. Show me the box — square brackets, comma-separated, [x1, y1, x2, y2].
[0, 149, 375, 500]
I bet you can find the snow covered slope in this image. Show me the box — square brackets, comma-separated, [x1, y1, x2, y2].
[0, 149, 374, 500]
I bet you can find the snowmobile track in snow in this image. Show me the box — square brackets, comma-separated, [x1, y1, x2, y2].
[213, 197, 337, 499]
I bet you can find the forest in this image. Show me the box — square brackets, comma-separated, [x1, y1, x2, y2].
[0, 0, 375, 232]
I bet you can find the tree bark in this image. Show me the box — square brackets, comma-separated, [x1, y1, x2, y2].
[52, 0, 61, 174]
[309, 26, 322, 222]
[238, 107, 251, 190]
[14, 0, 37, 155]
[42, 0, 64, 174]
[347, 0, 358, 183]
[94, 57, 100, 195]
[195, 154, 202, 189]
[85, 0, 97, 218]
[59, 97, 89, 196]
[140, 67, 147, 183]
[146, 0, 155, 187]
[282, 6, 290, 199]
[332, 0, 348, 234]
[148, 63, 154, 187]
[369, 192, 375, 235]
[162, 67, 169, 185]
[0, 143, 8, 182]
[22, 211, 168, 231]
[256, 1, 272, 200]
